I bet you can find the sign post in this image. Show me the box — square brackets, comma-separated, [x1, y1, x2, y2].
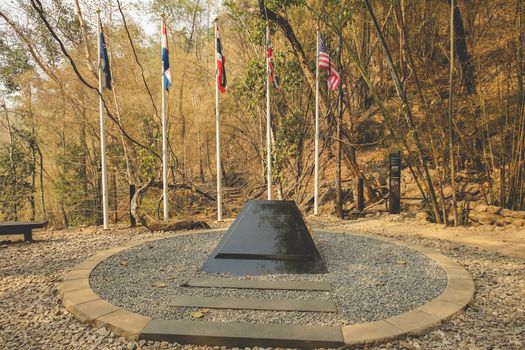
[389, 152, 401, 214]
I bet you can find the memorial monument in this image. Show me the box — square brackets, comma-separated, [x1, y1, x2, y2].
[201, 200, 327, 275]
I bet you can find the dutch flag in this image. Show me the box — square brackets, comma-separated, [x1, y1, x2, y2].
[162, 21, 171, 91]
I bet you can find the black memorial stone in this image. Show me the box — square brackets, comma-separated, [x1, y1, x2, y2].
[201, 200, 327, 275]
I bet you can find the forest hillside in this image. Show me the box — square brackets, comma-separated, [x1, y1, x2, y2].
[0, 0, 523, 228]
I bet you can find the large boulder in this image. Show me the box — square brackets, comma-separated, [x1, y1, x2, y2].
[510, 210, 525, 219]
[470, 211, 498, 225]
[474, 204, 489, 212]
[511, 219, 525, 227]
[486, 205, 502, 214]
[415, 211, 430, 223]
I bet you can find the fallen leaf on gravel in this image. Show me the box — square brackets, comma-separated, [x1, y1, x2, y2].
[119, 261, 128, 266]
[190, 311, 204, 318]
[198, 308, 209, 313]
[152, 281, 167, 288]
[397, 260, 407, 265]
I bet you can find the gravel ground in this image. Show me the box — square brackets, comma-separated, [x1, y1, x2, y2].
[90, 231, 447, 327]
[0, 216, 524, 349]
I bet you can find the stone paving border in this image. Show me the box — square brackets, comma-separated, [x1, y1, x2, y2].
[184, 278, 332, 291]
[60, 229, 474, 349]
[168, 295, 337, 312]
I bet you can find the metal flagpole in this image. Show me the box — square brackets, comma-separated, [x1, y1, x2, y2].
[215, 19, 223, 221]
[161, 15, 169, 221]
[97, 9, 109, 229]
[314, 30, 320, 215]
[266, 25, 272, 200]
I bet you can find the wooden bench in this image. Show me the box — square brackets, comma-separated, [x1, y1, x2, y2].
[0, 220, 48, 242]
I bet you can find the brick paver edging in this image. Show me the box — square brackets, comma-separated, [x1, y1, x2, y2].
[60, 229, 474, 349]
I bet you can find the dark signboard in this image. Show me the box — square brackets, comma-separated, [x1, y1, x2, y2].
[389, 152, 401, 214]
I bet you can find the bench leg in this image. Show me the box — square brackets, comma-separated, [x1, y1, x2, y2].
[23, 229, 33, 242]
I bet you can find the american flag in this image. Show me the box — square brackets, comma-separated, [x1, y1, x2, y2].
[267, 30, 280, 89]
[216, 23, 227, 93]
[319, 36, 340, 91]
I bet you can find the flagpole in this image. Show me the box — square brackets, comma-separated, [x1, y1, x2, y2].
[266, 25, 272, 201]
[161, 15, 169, 221]
[314, 30, 320, 215]
[215, 19, 223, 221]
[97, 9, 109, 229]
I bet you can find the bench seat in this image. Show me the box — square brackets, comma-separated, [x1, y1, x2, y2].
[0, 220, 48, 242]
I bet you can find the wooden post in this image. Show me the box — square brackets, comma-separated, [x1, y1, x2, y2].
[129, 184, 136, 227]
[357, 177, 365, 212]
[113, 174, 118, 224]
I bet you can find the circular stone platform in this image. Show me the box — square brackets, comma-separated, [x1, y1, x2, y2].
[60, 229, 474, 349]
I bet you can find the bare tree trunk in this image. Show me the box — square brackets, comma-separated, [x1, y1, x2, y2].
[335, 33, 344, 218]
[363, 0, 442, 223]
[105, 18, 138, 185]
[73, 0, 95, 73]
[131, 180, 210, 231]
[449, 0, 459, 225]
[179, 74, 187, 175]
[37, 146, 46, 218]
[197, 126, 205, 182]
[2, 101, 18, 220]
[28, 83, 36, 221]
[396, 0, 448, 222]
[447, 0, 476, 95]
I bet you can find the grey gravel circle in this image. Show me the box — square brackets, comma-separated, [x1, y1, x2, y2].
[89, 231, 447, 327]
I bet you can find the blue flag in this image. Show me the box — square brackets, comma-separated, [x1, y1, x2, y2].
[99, 25, 112, 90]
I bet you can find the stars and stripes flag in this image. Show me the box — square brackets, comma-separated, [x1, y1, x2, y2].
[216, 24, 227, 93]
[162, 21, 171, 91]
[99, 20, 112, 90]
[267, 30, 280, 89]
[319, 36, 340, 91]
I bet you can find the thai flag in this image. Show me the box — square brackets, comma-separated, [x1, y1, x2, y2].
[216, 24, 227, 93]
[162, 21, 171, 91]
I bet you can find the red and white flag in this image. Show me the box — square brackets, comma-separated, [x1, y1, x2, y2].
[319, 36, 340, 91]
[216, 23, 227, 93]
[267, 30, 280, 89]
